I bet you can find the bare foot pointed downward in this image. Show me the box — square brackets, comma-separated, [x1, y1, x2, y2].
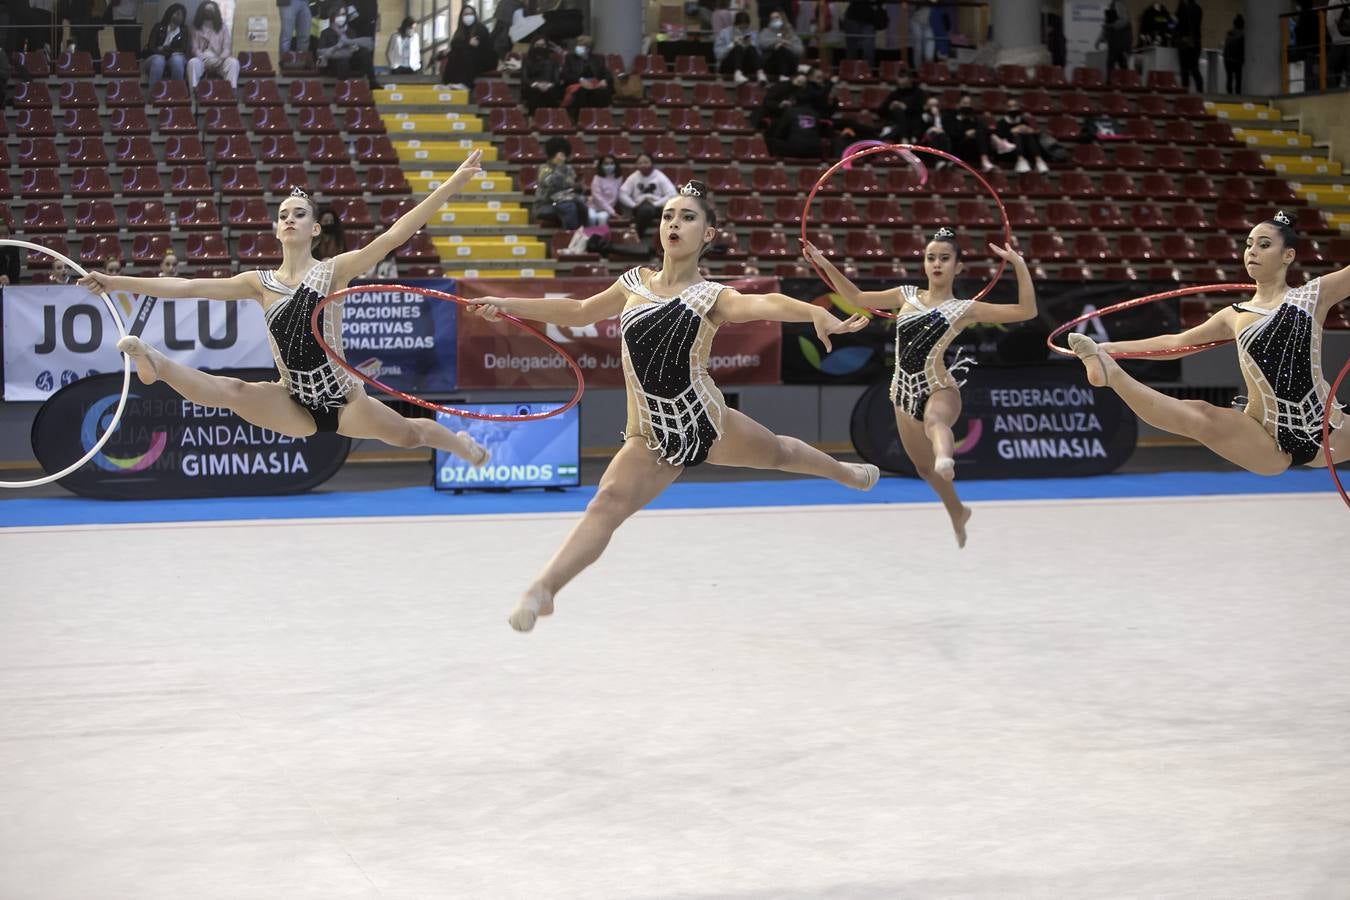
[116, 336, 162, 385]
[952, 505, 972, 549]
[509, 584, 554, 632]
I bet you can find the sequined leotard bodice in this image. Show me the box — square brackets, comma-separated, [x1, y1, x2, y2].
[890, 284, 974, 420]
[1232, 276, 1343, 466]
[618, 266, 727, 466]
[259, 258, 362, 415]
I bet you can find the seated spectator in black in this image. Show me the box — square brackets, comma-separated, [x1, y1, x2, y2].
[916, 96, 954, 156]
[532, 138, 587, 230]
[754, 76, 798, 133]
[714, 11, 763, 84]
[876, 69, 925, 141]
[949, 93, 994, 172]
[144, 4, 190, 85]
[560, 35, 613, 118]
[769, 88, 827, 159]
[757, 7, 803, 80]
[521, 37, 563, 112]
[799, 65, 841, 123]
[0, 219, 20, 286]
[337, 0, 382, 86]
[618, 153, 677, 239]
[441, 3, 496, 89]
[317, 8, 377, 85]
[314, 206, 344, 259]
[1137, 1, 1174, 47]
[992, 98, 1049, 173]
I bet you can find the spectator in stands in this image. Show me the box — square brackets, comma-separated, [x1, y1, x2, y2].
[1175, 0, 1203, 91]
[1293, 0, 1319, 90]
[104, 257, 123, 277]
[314, 206, 344, 259]
[51, 260, 75, 285]
[1137, 1, 1174, 47]
[560, 35, 613, 118]
[799, 65, 840, 123]
[159, 251, 183, 277]
[442, 3, 497, 90]
[950, 93, 994, 172]
[754, 76, 797, 133]
[0, 220, 19, 286]
[275, 0, 311, 57]
[317, 7, 377, 86]
[992, 97, 1049, 173]
[187, 1, 240, 90]
[917, 95, 953, 156]
[342, 0, 381, 83]
[588, 154, 623, 227]
[842, 0, 888, 70]
[521, 36, 563, 112]
[618, 153, 677, 239]
[62, 0, 103, 60]
[387, 16, 421, 74]
[1223, 14, 1244, 93]
[715, 11, 764, 85]
[876, 69, 925, 141]
[491, 0, 536, 59]
[0, 37, 12, 103]
[909, 2, 936, 65]
[757, 6, 803, 81]
[710, 0, 738, 34]
[1330, 6, 1350, 88]
[533, 137, 587, 230]
[1095, 3, 1132, 76]
[143, 4, 190, 85]
[769, 87, 827, 159]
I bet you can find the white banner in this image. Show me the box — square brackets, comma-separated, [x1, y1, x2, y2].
[1063, 0, 1107, 75]
[2, 286, 274, 400]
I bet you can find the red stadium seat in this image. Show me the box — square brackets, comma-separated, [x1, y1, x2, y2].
[343, 106, 385, 134]
[156, 106, 198, 133]
[195, 79, 236, 105]
[150, 79, 191, 106]
[1202, 122, 1237, 145]
[251, 106, 292, 134]
[751, 166, 792, 194]
[119, 166, 163, 196]
[16, 108, 56, 136]
[15, 51, 51, 78]
[1072, 143, 1109, 169]
[1020, 89, 1053, 115]
[730, 135, 771, 162]
[694, 83, 732, 108]
[1057, 90, 1093, 116]
[238, 51, 275, 77]
[1046, 201, 1084, 229]
[239, 80, 282, 108]
[1161, 234, 1199, 260]
[1128, 203, 1164, 228]
[378, 198, 415, 226]
[772, 196, 803, 226]
[574, 107, 618, 133]
[74, 200, 119, 232]
[650, 82, 689, 107]
[687, 135, 729, 163]
[1181, 174, 1217, 200]
[844, 230, 888, 258]
[170, 166, 214, 196]
[1087, 203, 1127, 229]
[1071, 67, 1105, 90]
[80, 234, 124, 265]
[1110, 144, 1148, 169]
[131, 233, 174, 265]
[711, 109, 753, 134]
[1192, 147, 1232, 174]
[287, 79, 328, 105]
[367, 165, 411, 194]
[1149, 145, 1188, 171]
[56, 50, 94, 77]
[502, 135, 545, 163]
[23, 201, 68, 232]
[212, 135, 255, 163]
[1101, 172, 1137, 198]
[108, 106, 152, 134]
[1214, 202, 1252, 231]
[801, 230, 838, 258]
[17, 138, 60, 167]
[1060, 172, 1096, 198]
[668, 108, 711, 134]
[532, 108, 575, 134]
[304, 135, 348, 164]
[594, 135, 637, 161]
[395, 232, 438, 262]
[333, 79, 373, 106]
[1201, 235, 1239, 262]
[226, 198, 272, 229]
[1072, 233, 1112, 260]
[268, 165, 310, 195]
[101, 51, 139, 76]
[1146, 70, 1182, 92]
[353, 135, 398, 163]
[863, 198, 905, 225]
[162, 135, 206, 164]
[642, 134, 683, 163]
[219, 165, 264, 195]
[1016, 172, 1056, 197]
[1220, 176, 1257, 202]
[1097, 93, 1133, 117]
[728, 196, 770, 225]
[822, 197, 864, 226]
[890, 232, 926, 258]
[62, 137, 107, 170]
[1164, 120, 1201, 145]
[175, 199, 221, 230]
[749, 230, 792, 259]
[1108, 68, 1142, 90]
[1260, 178, 1298, 204]
[1140, 173, 1179, 198]
[296, 107, 338, 134]
[59, 81, 99, 108]
[126, 201, 171, 230]
[472, 80, 516, 106]
[1133, 94, 1169, 118]
[61, 108, 103, 136]
[280, 50, 317, 74]
[623, 108, 664, 133]
[103, 79, 145, 107]
[330, 197, 373, 227]
[319, 165, 363, 195]
[488, 107, 530, 134]
[1125, 118, 1158, 141]
[1171, 204, 1209, 231]
[837, 59, 876, 83]
[707, 166, 749, 194]
[185, 233, 231, 264]
[911, 198, 950, 225]
[843, 168, 883, 194]
[1029, 232, 1068, 261]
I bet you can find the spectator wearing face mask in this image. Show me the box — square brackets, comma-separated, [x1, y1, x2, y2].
[715, 11, 765, 85]
[560, 36, 613, 119]
[588, 154, 623, 227]
[314, 206, 344, 259]
[757, 7, 804, 81]
[992, 99, 1049, 173]
[521, 37, 563, 112]
[949, 93, 994, 172]
[769, 86, 827, 159]
[387, 17, 421, 74]
[317, 7, 378, 87]
[876, 69, 925, 142]
[187, 1, 240, 89]
[533, 137, 588, 230]
[618, 154, 677, 239]
[442, 4, 496, 90]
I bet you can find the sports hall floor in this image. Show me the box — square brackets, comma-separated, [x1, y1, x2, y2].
[2, 451, 1346, 898]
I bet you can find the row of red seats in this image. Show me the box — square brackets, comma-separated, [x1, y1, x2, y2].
[10, 48, 305, 80]
[13, 104, 385, 138]
[20, 230, 439, 268]
[10, 134, 396, 167]
[20, 197, 417, 232]
[12, 77, 374, 111]
[7, 164, 410, 199]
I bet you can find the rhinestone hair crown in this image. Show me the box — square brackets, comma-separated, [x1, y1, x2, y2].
[678, 181, 704, 198]
[934, 226, 957, 240]
[290, 186, 311, 200]
[1273, 210, 1292, 227]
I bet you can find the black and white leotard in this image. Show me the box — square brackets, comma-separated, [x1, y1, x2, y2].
[618, 266, 727, 467]
[259, 258, 362, 432]
[1232, 276, 1343, 466]
[890, 284, 974, 421]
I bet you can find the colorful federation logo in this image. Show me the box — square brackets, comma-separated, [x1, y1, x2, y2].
[80, 393, 166, 472]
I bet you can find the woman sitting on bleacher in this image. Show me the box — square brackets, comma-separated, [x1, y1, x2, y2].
[588, 154, 624, 228]
[441, 3, 497, 90]
[143, 3, 190, 86]
[521, 36, 563, 113]
[187, 1, 240, 89]
[560, 35, 613, 119]
[532, 138, 588, 231]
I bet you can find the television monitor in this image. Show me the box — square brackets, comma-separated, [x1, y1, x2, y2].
[433, 402, 580, 490]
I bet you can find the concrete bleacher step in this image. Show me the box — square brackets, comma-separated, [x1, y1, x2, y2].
[432, 234, 546, 262]
[424, 202, 529, 227]
[443, 266, 557, 279]
[1231, 127, 1313, 149]
[1205, 101, 1278, 124]
[406, 171, 515, 194]
[376, 85, 470, 106]
[381, 112, 485, 136]
[1265, 154, 1342, 177]
[394, 138, 496, 164]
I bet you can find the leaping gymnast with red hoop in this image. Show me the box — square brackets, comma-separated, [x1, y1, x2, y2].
[471, 180, 877, 632]
[75, 152, 490, 465]
[1066, 213, 1349, 475]
[802, 230, 1037, 547]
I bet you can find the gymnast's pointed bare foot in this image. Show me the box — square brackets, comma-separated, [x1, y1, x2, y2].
[935, 456, 955, 482]
[952, 504, 972, 549]
[1068, 333, 1115, 388]
[456, 431, 490, 468]
[116, 335, 161, 385]
[508, 584, 554, 632]
[848, 462, 880, 490]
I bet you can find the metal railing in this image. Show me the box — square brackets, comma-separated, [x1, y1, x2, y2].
[1280, 1, 1350, 93]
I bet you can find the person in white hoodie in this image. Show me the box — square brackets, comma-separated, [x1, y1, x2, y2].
[618, 154, 677, 240]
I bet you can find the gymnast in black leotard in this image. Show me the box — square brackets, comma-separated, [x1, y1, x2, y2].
[77, 162, 491, 464]
[805, 228, 1039, 548]
[472, 180, 878, 632]
[1068, 212, 1350, 476]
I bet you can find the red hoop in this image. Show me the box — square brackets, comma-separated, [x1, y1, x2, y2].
[310, 283, 584, 422]
[800, 143, 1013, 318]
[1046, 283, 1255, 359]
[1324, 354, 1349, 510]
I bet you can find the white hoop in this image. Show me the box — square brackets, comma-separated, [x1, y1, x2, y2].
[0, 239, 132, 489]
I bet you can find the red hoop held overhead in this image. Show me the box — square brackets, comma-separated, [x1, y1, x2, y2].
[309, 283, 585, 422]
[1045, 283, 1254, 360]
[1325, 354, 1350, 510]
[800, 143, 1013, 318]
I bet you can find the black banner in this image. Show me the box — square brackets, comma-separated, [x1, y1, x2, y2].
[31, 369, 351, 499]
[850, 363, 1137, 479]
[779, 279, 1183, 384]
